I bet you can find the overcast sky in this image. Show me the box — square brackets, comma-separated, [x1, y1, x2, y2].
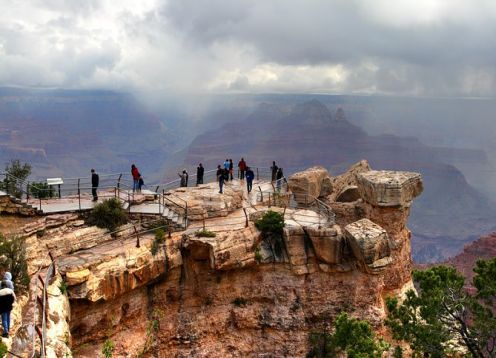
[1, 0, 496, 97]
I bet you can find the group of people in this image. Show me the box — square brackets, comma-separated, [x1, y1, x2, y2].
[91, 164, 145, 202]
[0, 272, 16, 338]
[215, 158, 255, 194]
[90, 159, 285, 200]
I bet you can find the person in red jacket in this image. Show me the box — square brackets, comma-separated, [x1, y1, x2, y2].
[238, 158, 247, 180]
[131, 164, 140, 192]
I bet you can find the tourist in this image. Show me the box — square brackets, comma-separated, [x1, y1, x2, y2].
[229, 159, 234, 180]
[91, 169, 99, 202]
[216, 165, 224, 193]
[138, 175, 144, 193]
[276, 167, 284, 191]
[271, 161, 278, 182]
[246, 167, 255, 193]
[131, 164, 140, 192]
[2, 273, 13, 291]
[0, 281, 15, 338]
[196, 163, 204, 185]
[178, 170, 188, 187]
[238, 158, 247, 180]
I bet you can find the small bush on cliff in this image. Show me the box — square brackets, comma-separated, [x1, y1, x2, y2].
[255, 210, 285, 258]
[102, 339, 115, 358]
[0, 341, 7, 358]
[0, 233, 29, 292]
[150, 229, 165, 256]
[307, 312, 389, 358]
[29, 181, 55, 199]
[0, 159, 31, 199]
[86, 198, 128, 232]
[386, 260, 496, 358]
[195, 229, 216, 238]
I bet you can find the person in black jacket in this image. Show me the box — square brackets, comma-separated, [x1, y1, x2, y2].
[91, 169, 99, 202]
[197, 163, 204, 185]
[245, 167, 255, 193]
[216, 165, 224, 194]
[0, 280, 16, 337]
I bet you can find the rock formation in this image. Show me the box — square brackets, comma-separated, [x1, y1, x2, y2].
[2, 161, 423, 357]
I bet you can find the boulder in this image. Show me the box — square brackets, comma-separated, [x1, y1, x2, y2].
[344, 219, 392, 272]
[288, 166, 332, 204]
[356, 171, 423, 207]
[306, 225, 343, 264]
[329, 160, 371, 202]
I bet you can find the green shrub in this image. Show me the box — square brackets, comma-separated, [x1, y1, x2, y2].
[102, 339, 115, 358]
[59, 280, 68, 295]
[307, 313, 389, 358]
[0, 340, 7, 358]
[150, 229, 165, 256]
[1, 159, 31, 199]
[0, 234, 29, 292]
[86, 198, 128, 232]
[254, 247, 262, 263]
[195, 229, 216, 238]
[29, 181, 55, 199]
[255, 210, 285, 258]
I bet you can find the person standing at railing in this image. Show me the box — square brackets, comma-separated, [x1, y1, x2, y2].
[223, 159, 230, 182]
[238, 158, 247, 180]
[276, 168, 284, 192]
[0, 280, 15, 338]
[196, 164, 204, 185]
[217, 165, 224, 194]
[229, 159, 234, 180]
[91, 169, 99, 202]
[246, 167, 255, 193]
[131, 164, 140, 192]
[179, 170, 188, 187]
[271, 161, 279, 182]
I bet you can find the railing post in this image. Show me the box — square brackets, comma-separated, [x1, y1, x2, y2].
[243, 208, 248, 228]
[258, 186, 263, 202]
[256, 168, 259, 181]
[78, 179, 81, 211]
[134, 226, 140, 248]
[117, 173, 122, 189]
[268, 192, 271, 207]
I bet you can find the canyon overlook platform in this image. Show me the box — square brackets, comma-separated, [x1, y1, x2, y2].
[2, 161, 423, 358]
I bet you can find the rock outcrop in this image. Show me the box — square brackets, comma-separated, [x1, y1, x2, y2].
[2, 161, 423, 358]
[288, 166, 333, 204]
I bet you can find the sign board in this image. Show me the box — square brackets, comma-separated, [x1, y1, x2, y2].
[47, 178, 64, 186]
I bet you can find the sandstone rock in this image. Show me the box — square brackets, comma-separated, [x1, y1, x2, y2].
[335, 185, 360, 202]
[345, 219, 392, 272]
[288, 166, 332, 204]
[356, 170, 423, 207]
[167, 182, 244, 220]
[65, 268, 91, 285]
[329, 160, 371, 201]
[306, 225, 343, 264]
[283, 223, 306, 268]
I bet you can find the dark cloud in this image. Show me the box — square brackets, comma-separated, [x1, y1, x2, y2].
[0, 0, 496, 96]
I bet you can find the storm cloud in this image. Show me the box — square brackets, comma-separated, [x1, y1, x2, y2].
[1, 0, 495, 96]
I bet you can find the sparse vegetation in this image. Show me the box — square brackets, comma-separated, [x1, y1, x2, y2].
[150, 228, 165, 256]
[0, 341, 7, 358]
[254, 247, 262, 263]
[86, 198, 128, 232]
[307, 312, 389, 358]
[0, 233, 29, 292]
[102, 338, 115, 358]
[232, 297, 248, 307]
[29, 181, 55, 199]
[1, 159, 31, 198]
[59, 280, 68, 295]
[255, 210, 285, 258]
[195, 229, 216, 238]
[386, 260, 496, 358]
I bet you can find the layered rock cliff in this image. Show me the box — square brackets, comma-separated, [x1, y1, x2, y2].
[3, 162, 422, 357]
